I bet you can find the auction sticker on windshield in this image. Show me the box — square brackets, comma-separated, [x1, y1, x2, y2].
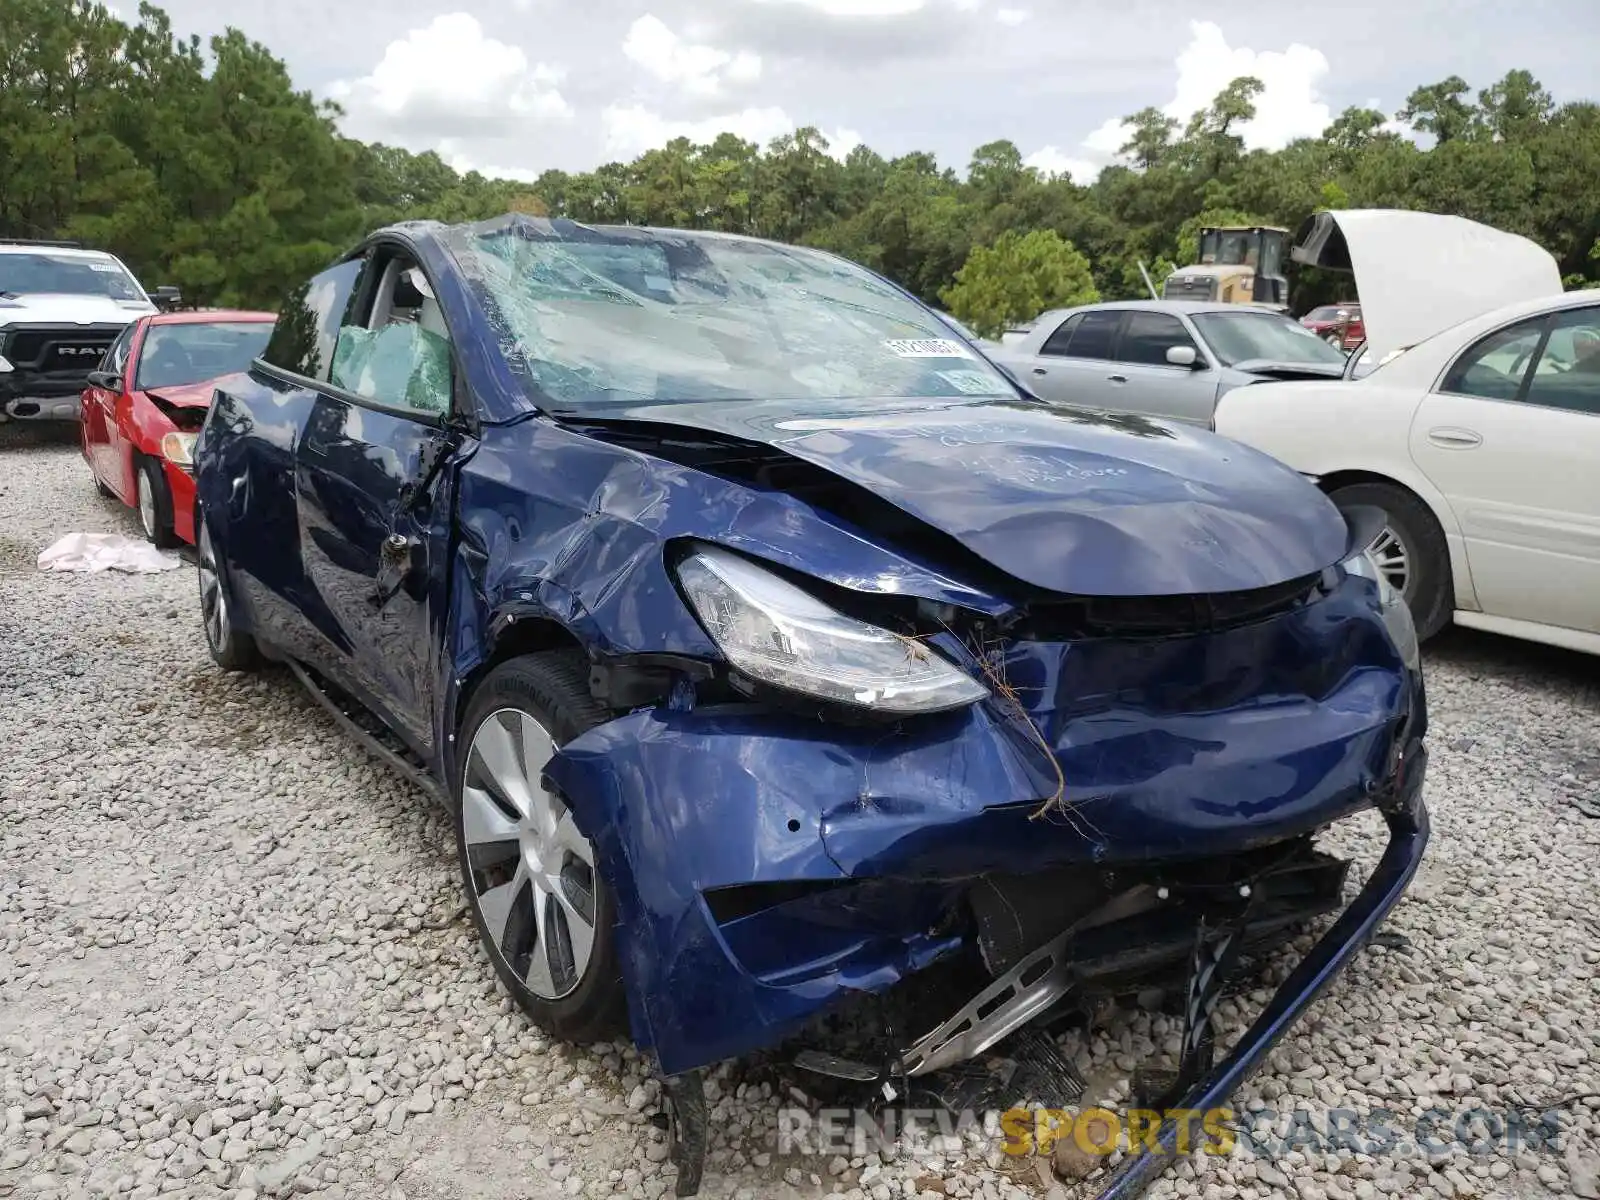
[884, 338, 973, 358]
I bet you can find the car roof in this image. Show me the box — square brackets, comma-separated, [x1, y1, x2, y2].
[1479, 286, 1600, 323]
[384, 214, 800, 249]
[1393, 287, 1600, 355]
[145, 310, 275, 325]
[1035, 299, 1289, 322]
[0, 243, 123, 261]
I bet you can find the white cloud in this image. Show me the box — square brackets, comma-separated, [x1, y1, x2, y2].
[443, 155, 543, 184]
[1023, 146, 1099, 185]
[329, 13, 571, 144]
[1164, 20, 1329, 149]
[623, 14, 761, 97]
[1364, 96, 1417, 140]
[752, 0, 928, 15]
[821, 127, 865, 160]
[995, 8, 1029, 25]
[1041, 21, 1332, 184]
[601, 105, 866, 163]
[601, 104, 797, 158]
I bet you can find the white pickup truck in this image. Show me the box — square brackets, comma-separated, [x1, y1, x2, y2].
[0, 240, 179, 421]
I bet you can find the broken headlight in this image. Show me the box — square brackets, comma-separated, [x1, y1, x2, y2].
[1342, 549, 1420, 672]
[161, 431, 197, 470]
[675, 545, 989, 715]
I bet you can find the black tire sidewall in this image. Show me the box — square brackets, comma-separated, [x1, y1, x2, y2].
[197, 514, 259, 671]
[453, 654, 625, 1042]
[1329, 481, 1452, 640]
[138, 456, 179, 549]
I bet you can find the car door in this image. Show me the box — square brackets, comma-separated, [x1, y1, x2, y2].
[224, 258, 368, 671]
[1409, 305, 1600, 634]
[85, 324, 137, 493]
[293, 246, 465, 754]
[1106, 309, 1217, 424]
[1017, 310, 1125, 408]
[107, 324, 150, 498]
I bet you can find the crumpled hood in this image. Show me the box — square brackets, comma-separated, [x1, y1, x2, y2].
[566, 397, 1350, 596]
[143, 380, 220, 410]
[0, 293, 155, 327]
[1231, 358, 1348, 381]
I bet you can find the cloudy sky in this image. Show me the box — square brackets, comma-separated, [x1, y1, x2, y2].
[144, 0, 1598, 183]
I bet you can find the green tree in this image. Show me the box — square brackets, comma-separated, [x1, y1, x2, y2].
[3, 4, 1597, 325]
[1478, 69, 1554, 142]
[941, 230, 1100, 338]
[1398, 76, 1478, 143]
[1118, 108, 1181, 170]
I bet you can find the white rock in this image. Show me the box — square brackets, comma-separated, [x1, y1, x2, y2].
[1, 430, 1597, 1200]
[405, 1087, 435, 1115]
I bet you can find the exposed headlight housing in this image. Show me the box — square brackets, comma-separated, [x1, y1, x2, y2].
[675, 545, 989, 715]
[1342, 548, 1420, 672]
[161, 431, 197, 470]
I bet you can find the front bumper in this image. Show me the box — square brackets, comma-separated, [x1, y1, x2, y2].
[0, 321, 124, 420]
[545, 639, 1424, 1078]
[163, 459, 199, 545]
[1, 386, 82, 421]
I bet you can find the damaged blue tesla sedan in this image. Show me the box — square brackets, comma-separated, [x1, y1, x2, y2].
[192, 214, 1428, 1198]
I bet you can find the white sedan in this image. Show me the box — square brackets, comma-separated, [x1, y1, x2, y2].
[1217, 211, 1600, 655]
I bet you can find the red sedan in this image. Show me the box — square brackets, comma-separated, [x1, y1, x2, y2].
[1300, 303, 1365, 350]
[80, 310, 275, 546]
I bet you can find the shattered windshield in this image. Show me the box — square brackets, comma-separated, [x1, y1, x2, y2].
[443, 220, 1017, 411]
[1193, 311, 1350, 367]
[0, 252, 147, 301]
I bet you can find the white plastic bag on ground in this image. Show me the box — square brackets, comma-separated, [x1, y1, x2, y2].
[37, 532, 184, 574]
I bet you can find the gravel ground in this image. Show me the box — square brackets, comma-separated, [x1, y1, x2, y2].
[1, 424, 1597, 1200]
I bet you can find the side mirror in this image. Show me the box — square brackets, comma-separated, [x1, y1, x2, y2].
[1166, 345, 1199, 368]
[86, 370, 122, 391]
[151, 286, 182, 311]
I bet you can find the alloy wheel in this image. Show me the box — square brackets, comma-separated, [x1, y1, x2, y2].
[461, 708, 599, 1001]
[137, 470, 157, 540]
[1366, 525, 1410, 597]
[197, 522, 228, 651]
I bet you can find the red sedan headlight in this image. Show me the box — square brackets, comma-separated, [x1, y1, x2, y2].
[161, 431, 198, 471]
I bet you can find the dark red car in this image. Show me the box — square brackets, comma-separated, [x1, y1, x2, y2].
[80, 310, 275, 546]
[1300, 302, 1365, 350]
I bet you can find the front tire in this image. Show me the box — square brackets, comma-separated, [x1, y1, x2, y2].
[1328, 481, 1453, 641]
[136, 456, 180, 548]
[196, 515, 261, 672]
[455, 652, 627, 1044]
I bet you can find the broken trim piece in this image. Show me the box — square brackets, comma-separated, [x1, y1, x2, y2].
[898, 918, 1081, 1076]
[284, 658, 446, 807]
[1094, 770, 1429, 1200]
